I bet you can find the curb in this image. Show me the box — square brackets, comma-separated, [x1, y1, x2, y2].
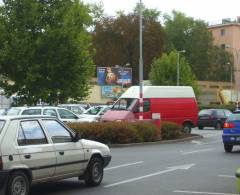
[108, 134, 203, 148]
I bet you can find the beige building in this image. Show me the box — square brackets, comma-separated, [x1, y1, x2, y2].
[208, 18, 240, 95]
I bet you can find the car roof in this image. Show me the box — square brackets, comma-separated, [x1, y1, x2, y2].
[0, 115, 56, 121]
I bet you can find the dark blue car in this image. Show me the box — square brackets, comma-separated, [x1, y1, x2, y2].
[222, 113, 240, 152]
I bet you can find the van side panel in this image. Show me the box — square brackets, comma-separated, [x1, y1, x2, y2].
[150, 98, 198, 126]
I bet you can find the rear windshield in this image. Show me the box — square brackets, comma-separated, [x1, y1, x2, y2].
[0, 120, 5, 133]
[227, 114, 240, 121]
[199, 110, 212, 116]
[6, 108, 21, 116]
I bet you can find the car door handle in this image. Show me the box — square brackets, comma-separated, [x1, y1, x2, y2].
[59, 151, 64, 155]
[24, 154, 31, 159]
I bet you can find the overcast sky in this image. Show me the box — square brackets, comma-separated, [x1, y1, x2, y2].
[84, 0, 240, 23]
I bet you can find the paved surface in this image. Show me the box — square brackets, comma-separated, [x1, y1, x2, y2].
[29, 128, 239, 195]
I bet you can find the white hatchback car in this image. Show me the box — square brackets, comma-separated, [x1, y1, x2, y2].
[6, 106, 82, 123]
[0, 116, 111, 195]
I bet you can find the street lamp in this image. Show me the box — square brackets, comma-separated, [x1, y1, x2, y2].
[226, 45, 240, 108]
[227, 62, 233, 102]
[139, 0, 143, 120]
[177, 50, 186, 86]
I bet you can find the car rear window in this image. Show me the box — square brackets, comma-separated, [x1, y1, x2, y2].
[199, 110, 211, 115]
[6, 108, 21, 116]
[0, 120, 5, 133]
[227, 114, 240, 121]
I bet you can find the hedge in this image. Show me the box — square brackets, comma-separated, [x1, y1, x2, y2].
[68, 121, 161, 144]
[160, 121, 185, 140]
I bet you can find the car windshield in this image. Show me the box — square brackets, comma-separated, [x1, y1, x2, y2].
[6, 108, 22, 116]
[227, 113, 240, 121]
[0, 120, 5, 133]
[85, 106, 103, 115]
[111, 98, 137, 111]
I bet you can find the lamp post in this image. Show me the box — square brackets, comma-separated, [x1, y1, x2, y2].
[139, 0, 143, 120]
[226, 45, 240, 108]
[227, 62, 233, 102]
[177, 50, 186, 86]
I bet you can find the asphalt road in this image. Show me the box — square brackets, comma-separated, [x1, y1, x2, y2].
[29, 128, 239, 195]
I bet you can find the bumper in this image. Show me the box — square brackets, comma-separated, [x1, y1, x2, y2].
[222, 135, 240, 145]
[0, 170, 10, 193]
[103, 155, 111, 168]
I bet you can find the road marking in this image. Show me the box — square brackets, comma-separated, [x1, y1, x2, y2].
[105, 161, 144, 171]
[218, 174, 235, 178]
[104, 163, 195, 188]
[182, 148, 213, 155]
[191, 140, 202, 144]
[198, 140, 221, 146]
[173, 190, 238, 195]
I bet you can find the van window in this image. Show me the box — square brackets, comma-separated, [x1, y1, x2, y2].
[143, 100, 150, 112]
[112, 98, 137, 111]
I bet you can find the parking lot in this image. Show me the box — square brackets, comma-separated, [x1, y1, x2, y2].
[29, 128, 239, 195]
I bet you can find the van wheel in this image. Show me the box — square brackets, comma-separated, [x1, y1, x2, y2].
[84, 157, 103, 186]
[215, 122, 222, 130]
[7, 171, 29, 195]
[224, 144, 233, 153]
[183, 123, 192, 134]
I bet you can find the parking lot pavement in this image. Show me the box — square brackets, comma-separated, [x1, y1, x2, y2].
[30, 129, 239, 195]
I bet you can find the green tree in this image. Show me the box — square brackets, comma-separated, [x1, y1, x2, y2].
[92, 5, 164, 84]
[149, 51, 199, 95]
[164, 11, 231, 81]
[0, 0, 94, 105]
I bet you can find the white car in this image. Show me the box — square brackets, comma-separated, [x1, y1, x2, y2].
[78, 105, 111, 122]
[0, 115, 111, 195]
[6, 106, 82, 123]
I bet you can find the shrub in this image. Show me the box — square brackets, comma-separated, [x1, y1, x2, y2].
[67, 121, 160, 144]
[161, 121, 183, 140]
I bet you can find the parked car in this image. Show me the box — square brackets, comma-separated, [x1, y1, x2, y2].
[58, 104, 86, 115]
[222, 113, 240, 152]
[101, 86, 199, 133]
[5, 106, 83, 123]
[0, 115, 111, 195]
[79, 105, 111, 122]
[198, 109, 232, 130]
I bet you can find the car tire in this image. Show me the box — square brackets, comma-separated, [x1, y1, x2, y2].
[7, 171, 30, 195]
[183, 123, 192, 133]
[198, 126, 203, 130]
[84, 157, 103, 186]
[224, 144, 233, 153]
[215, 122, 222, 130]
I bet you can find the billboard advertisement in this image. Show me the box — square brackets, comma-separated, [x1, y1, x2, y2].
[101, 86, 127, 98]
[97, 67, 132, 86]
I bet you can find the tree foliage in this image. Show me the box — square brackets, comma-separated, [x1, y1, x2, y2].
[164, 11, 232, 81]
[149, 51, 199, 95]
[92, 6, 164, 84]
[0, 0, 95, 105]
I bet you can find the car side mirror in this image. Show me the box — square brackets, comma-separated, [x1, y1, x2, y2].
[72, 132, 81, 142]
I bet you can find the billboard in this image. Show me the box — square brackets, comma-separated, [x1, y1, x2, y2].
[101, 86, 126, 98]
[97, 67, 132, 86]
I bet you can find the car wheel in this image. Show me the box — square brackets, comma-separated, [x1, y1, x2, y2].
[84, 157, 103, 186]
[7, 171, 29, 195]
[198, 126, 203, 130]
[224, 144, 233, 153]
[215, 122, 222, 130]
[183, 123, 192, 133]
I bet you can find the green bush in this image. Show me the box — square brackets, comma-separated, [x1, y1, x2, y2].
[68, 121, 161, 144]
[161, 121, 183, 140]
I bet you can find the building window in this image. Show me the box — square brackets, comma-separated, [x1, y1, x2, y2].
[221, 44, 226, 50]
[220, 29, 225, 36]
